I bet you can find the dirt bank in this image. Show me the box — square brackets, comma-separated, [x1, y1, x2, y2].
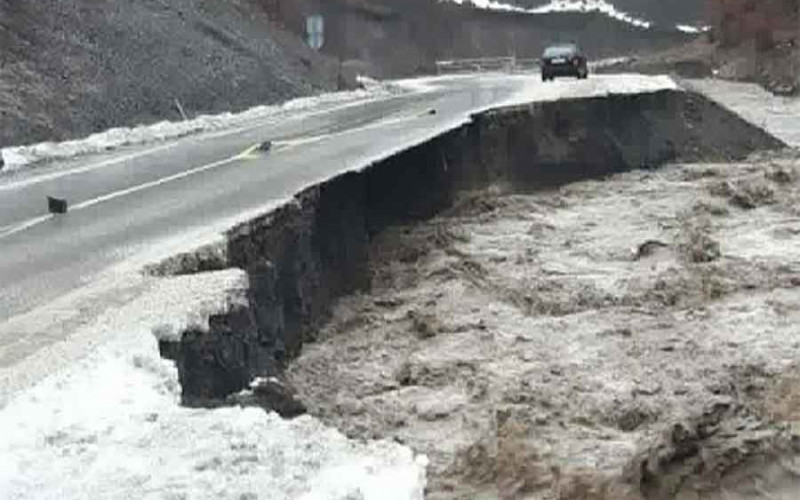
[596, 39, 800, 96]
[289, 148, 800, 498]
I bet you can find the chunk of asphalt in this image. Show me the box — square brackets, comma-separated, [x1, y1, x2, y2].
[47, 196, 68, 214]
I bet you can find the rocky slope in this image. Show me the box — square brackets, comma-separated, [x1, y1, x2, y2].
[0, 0, 346, 148]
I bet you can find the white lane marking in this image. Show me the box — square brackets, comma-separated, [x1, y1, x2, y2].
[70, 153, 247, 212]
[0, 142, 182, 193]
[0, 114, 423, 240]
[0, 93, 494, 241]
[0, 150, 250, 241]
[0, 215, 54, 239]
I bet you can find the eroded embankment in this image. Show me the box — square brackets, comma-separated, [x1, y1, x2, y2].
[151, 89, 782, 421]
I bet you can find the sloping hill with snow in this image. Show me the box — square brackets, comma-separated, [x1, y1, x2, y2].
[444, 0, 705, 30]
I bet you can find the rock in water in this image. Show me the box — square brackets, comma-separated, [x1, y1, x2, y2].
[631, 239, 668, 260]
[228, 376, 307, 418]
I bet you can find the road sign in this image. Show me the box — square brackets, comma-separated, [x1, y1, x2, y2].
[306, 14, 324, 50]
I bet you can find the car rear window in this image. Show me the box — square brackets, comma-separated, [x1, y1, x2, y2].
[543, 46, 577, 58]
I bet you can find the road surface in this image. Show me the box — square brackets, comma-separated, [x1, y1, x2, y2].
[0, 73, 676, 397]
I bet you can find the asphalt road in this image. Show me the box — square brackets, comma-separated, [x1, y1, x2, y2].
[0, 73, 676, 385]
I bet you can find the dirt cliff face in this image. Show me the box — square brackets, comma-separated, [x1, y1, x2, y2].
[0, 0, 345, 148]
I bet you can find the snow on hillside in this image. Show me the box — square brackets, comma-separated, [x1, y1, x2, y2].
[442, 0, 653, 28]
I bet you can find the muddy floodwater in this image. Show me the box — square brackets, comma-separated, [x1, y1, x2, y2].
[290, 149, 800, 499]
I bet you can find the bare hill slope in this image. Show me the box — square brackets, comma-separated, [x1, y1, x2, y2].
[0, 0, 344, 148]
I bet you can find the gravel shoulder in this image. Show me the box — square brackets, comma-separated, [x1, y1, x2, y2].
[290, 149, 800, 499]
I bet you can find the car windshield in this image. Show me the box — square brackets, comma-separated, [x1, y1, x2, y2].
[544, 45, 577, 58]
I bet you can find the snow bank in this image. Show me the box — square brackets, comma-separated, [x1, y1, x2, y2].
[0, 270, 427, 500]
[441, 0, 653, 29]
[1, 79, 402, 173]
[148, 269, 248, 342]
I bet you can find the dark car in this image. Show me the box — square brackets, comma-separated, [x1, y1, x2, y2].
[541, 44, 588, 81]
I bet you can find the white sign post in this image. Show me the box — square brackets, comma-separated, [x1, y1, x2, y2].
[306, 14, 324, 50]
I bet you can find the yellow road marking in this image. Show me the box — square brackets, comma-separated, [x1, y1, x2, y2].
[235, 144, 262, 160]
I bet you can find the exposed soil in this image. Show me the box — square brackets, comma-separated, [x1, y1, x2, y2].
[289, 150, 800, 498]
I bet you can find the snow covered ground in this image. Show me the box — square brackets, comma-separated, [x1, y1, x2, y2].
[0, 270, 427, 500]
[0, 78, 403, 174]
[441, 0, 653, 28]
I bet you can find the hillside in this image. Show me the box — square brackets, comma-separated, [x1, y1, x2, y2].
[709, 0, 799, 94]
[0, 0, 345, 148]
[597, 0, 800, 95]
[269, 0, 692, 77]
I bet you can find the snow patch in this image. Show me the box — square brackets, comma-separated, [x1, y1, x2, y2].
[0, 271, 427, 500]
[441, 0, 653, 29]
[149, 269, 248, 342]
[676, 24, 710, 34]
[589, 56, 635, 69]
[1, 82, 404, 173]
